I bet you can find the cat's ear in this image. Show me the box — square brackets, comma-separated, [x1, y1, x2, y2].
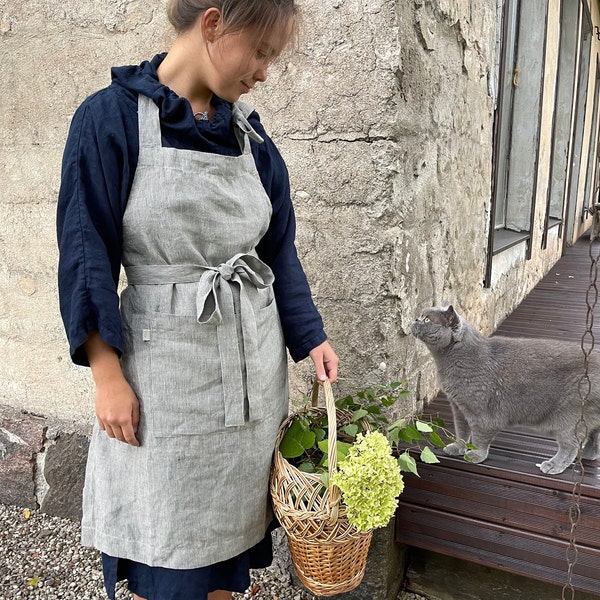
[444, 305, 461, 329]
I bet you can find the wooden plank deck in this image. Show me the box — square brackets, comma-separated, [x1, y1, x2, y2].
[395, 238, 600, 595]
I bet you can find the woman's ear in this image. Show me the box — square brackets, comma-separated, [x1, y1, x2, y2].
[200, 7, 222, 43]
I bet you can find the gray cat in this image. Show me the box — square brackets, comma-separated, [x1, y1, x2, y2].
[411, 304, 600, 474]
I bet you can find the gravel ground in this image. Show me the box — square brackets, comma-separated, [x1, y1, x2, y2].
[0, 504, 428, 600]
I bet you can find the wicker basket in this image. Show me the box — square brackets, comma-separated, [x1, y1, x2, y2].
[270, 380, 373, 597]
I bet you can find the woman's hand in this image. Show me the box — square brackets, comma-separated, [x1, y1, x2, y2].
[309, 340, 339, 383]
[85, 332, 140, 446]
[94, 372, 140, 446]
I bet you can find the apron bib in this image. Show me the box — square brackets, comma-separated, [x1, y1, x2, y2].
[81, 94, 289, 569]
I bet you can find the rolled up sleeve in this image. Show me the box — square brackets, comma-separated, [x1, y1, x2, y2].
[57, 100, 132, 366]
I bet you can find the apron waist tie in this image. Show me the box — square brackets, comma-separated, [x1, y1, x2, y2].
[125, 254, 275, 428]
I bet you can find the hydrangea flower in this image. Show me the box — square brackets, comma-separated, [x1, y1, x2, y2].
[331, 431, 404, 532]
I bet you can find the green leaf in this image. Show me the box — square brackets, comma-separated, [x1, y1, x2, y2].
[336, 395, 353, 409]
[279, 419, 316, 459]
[388, 427, 400, 445]
[319, 473, 329, 488]
[396, 428, 416, 444]
[318, 440, 353, 465]
[420, 446, 440, 464]
[314, 428, 326, 442]
[343, 424, 359, 438]
[389, 418, 407, 429]
[397, 452, 419, 476]
[336, 440, 354, 461]
[366, 405, 382, 415]
[352, 408, 369, 421]
[395, 423, 423, 443]
[390, 381, 405, 390]
[406, 424, 424, 440]
[428, 431, 446, 448]
[298, 462, 316, 473]
[381, 395, 397, 407]
[416, 420, 433, 433]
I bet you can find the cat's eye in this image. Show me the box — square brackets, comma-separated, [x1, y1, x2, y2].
[424, 317, 430, 323]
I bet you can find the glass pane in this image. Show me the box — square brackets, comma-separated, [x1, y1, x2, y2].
[494, 0, 520, 230]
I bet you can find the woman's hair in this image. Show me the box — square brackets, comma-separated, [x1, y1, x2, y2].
[167, 0, 299, 44]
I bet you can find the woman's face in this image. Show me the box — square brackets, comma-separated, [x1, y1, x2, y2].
[206, 20, 292, 102]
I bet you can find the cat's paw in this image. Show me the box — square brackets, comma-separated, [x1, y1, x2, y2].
[443, 442, 467, 457]
[465, 449, 489, 464]
[537, 459, 569, 475]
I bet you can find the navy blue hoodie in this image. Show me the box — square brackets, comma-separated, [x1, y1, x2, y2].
[57, 53, 326, 366]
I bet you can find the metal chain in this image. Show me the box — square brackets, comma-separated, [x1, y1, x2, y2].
[561, 233, 600, 600]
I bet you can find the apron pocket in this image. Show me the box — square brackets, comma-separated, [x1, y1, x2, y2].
[145, 313, 226, 437]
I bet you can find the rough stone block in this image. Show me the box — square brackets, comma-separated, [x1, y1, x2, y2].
[0, 405, 46, 508]
[41, 432, 89, 521]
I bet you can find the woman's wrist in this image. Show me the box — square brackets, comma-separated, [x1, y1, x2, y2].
[85, 331, 123, 384]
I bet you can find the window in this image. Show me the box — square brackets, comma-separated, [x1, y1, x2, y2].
[542, 0, 580, 249]
[564, 7, 592, 242]
[489, 0, 549, 252]
[582, 60, 600, 218]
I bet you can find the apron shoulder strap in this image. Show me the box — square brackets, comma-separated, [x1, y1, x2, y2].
[137, 94, 162, 149]
[235, 100, 256, 120]
[232, 101, 264, 153]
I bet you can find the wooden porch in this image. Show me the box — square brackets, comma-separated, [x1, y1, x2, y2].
[395, 237, 600, 596]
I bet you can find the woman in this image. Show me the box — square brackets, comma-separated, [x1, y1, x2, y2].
[56, 1, 338, 599]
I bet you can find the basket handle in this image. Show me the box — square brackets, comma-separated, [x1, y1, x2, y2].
[311, 379, 342, 519]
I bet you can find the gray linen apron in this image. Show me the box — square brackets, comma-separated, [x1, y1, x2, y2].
[81, 94, 289, 569]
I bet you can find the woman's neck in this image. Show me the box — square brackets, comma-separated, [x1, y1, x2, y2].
[157, 37, 213, 114]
